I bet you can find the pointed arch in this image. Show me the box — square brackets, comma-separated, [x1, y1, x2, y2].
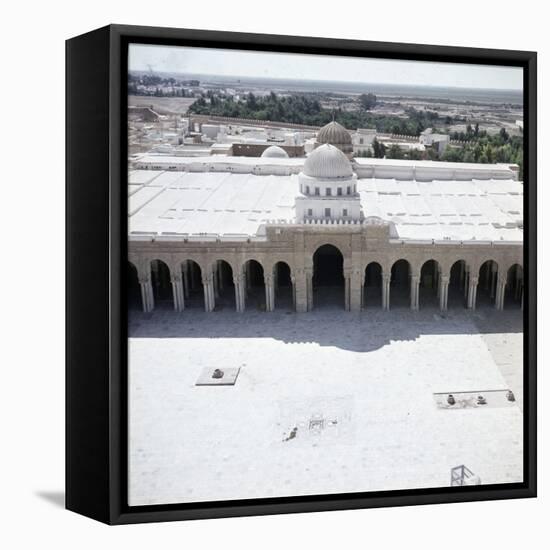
[478, 259, 499, 307]
[312, 244, 345, 309]
[504, 263, 523, 309]
[364, 261, 383, 308]
[273, 261, 293, 311]
[419, 259, 440, 309]
[212, 259, 235, 310]
[390, 259, 411, 308]
[181, 259, 205, 309]
[150, 259, 173, 310]
[448, 259, 468, 308]
[243, 259, 266, 311]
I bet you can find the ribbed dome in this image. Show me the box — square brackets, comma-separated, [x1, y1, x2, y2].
[261, 145, 289, 158]
[317, 121, 352, 145]
[303, 144, 353, 179]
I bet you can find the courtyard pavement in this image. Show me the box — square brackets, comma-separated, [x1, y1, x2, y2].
[128, 303, 523, 506]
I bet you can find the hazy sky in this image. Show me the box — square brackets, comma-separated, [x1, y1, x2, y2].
[129, 43, 522, 91]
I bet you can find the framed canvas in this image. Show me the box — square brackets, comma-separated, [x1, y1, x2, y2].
[66, 24, 537, 524]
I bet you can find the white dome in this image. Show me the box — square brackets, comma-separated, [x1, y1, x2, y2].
[261, 145, 289, 158]
[303, 144, 353, 179]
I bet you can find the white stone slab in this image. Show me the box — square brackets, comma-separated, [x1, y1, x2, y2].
[195, 366, 241, 386]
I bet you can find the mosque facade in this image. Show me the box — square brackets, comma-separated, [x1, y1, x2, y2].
[128, 121, 524, 314]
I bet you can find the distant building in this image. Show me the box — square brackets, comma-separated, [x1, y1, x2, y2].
[420, 128, 450, 153]
[352, 128, 377, 154]
[128, 106, 161, 123]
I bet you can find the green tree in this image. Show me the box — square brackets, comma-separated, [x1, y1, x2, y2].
[372, 138, 386, 158]
[359, 93, 377, 111]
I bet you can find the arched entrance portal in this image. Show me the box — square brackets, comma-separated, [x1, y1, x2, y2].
[419, 259, 440, 309]
[363, 262, 382, 308]
[390, 259, 411, 308]
[151, 259, 173, 310]
[449, 260, 467, 308]
[127, 262, 141, 310]
[213, 260, 235, 310]
[478, 260, 498, 307]
[273, 261, 293, 310]
[312, 244, 344, 309]
[244, 259, 265, 311]
[505, 264, 523, 309]
[182, 260, 204, 309]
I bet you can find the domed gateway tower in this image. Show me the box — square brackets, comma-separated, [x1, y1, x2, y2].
[295, 143, 362, 223]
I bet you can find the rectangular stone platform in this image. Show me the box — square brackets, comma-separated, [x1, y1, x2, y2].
[195, 366, 241, 386]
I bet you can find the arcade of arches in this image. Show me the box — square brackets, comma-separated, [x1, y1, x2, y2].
[129, 245, 523, 314]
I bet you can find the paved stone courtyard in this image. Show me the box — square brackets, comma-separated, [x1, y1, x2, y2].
[128, 305, 523, 506]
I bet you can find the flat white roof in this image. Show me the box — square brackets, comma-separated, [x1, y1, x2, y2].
[134, 154, 516, 172]
[128, 169, 523, 243]
[353, 156, 517, 172]
[134, 154, 305, 167]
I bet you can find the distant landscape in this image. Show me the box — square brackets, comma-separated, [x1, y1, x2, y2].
[128, 71, 523, 175]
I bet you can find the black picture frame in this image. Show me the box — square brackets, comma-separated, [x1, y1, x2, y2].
[66, 24, 537, 525]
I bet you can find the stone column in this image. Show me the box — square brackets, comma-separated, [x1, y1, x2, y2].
[467, 276, 478, 310]
[464, 267, 470, 299]
[213, 262, 220, 299]
[495, 276, 507, 310]
[293, 268, 309, 313]
[182, 262, 190, 299]
[170, 272, 185, 312]
[410, 275, 420, 311]
[264, 274, 275, 312]
[202, 274, 215, 312]
[139, 276, 154, 313]
[439, 275, 449, 312]
[490, 262, 497, 298]
[233, 273, 245, 312]
[382, 273, 391, 310]
[305, 268, 313, 312]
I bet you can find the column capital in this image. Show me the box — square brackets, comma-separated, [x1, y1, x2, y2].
[233, 273, 245, 285]
[201, 274, 213, 285]
[264, 274, 273, 285]
[440, 275, 450, 284]
[138, 275, 150, 284]
[170, 273, 182, 283]
[469, 276, 479, 285]
[382, 273, 391, 283]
